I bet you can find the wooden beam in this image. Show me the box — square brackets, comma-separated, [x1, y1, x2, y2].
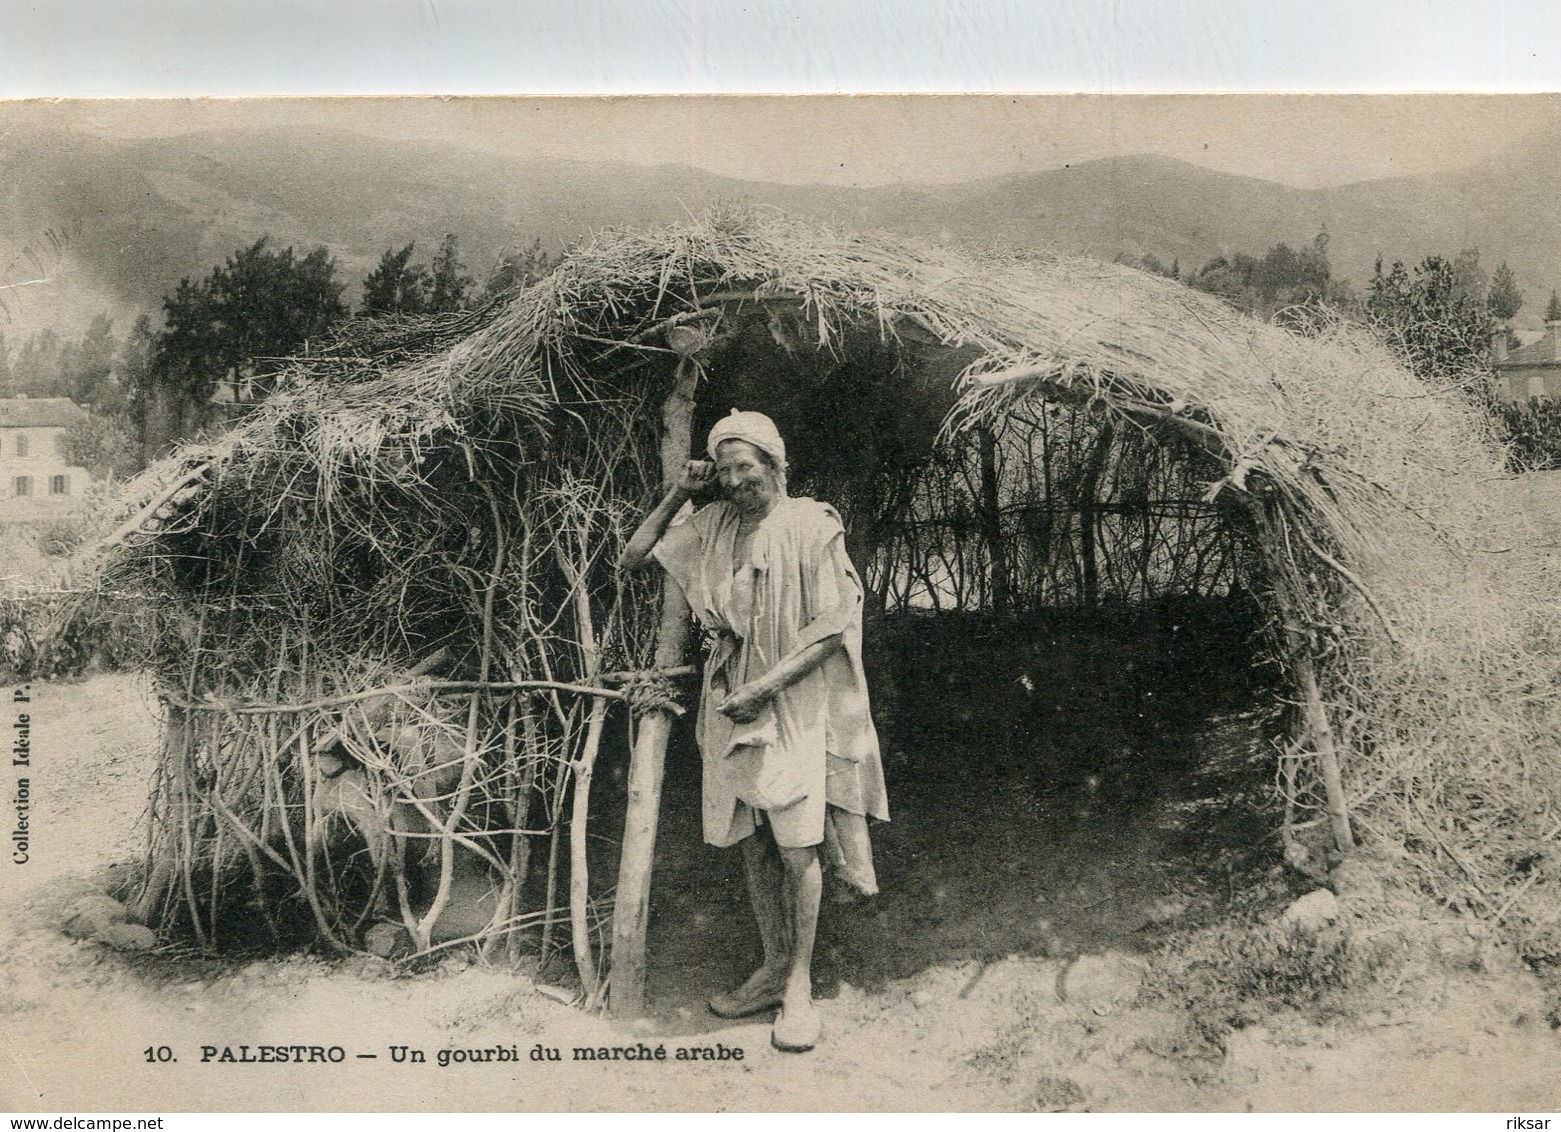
[977, 427, 1011, 615]
[1256, 499, 1355, 857]
[1291, 643, 1355, 855]
[608, 356, 698, 1019]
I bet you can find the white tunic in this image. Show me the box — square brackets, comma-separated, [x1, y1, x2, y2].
[652, 496, 889, 868]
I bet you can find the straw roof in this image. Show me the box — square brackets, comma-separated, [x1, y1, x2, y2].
[122, 207, 1500, 566]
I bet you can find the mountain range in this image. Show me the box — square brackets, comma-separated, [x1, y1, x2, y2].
[3, 120, 1559, 339]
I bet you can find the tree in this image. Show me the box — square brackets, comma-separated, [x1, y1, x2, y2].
[1546, 290, 1561, 323]
[1365, 254, 1494, 401]
[1451, 247, 1486, 305]
[1188, 252, 1261, 311]
[361, 243, 430, 316]
[426, 234, 474, 313]
[11, 329, 62, 397]
[117, 315, 155, 402]
[59, 415, 142, 481]
[1488, 262, 1524, 323]
[63, 313, 119, 411]
[1312, 224, 1331, 262]
[1187, 229, 1337, 321]
[131, 238, 346, 456]
[158, 238, 344, 398]
[481, 238, 557, 302]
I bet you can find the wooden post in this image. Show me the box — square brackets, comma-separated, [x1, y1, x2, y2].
[1076, 420, 1115, 609]
[608, 358, 698, 1020]
[1257, 499, 1355, 857]
[1291, 644, 1354, 855]
[978, 427, 1011, 616]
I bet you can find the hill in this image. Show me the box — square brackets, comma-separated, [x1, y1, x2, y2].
[3, 119, 1560, 337]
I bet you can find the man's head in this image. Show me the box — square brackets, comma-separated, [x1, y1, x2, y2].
[714, 438, 783, 515]
[708, 409, 787, 515]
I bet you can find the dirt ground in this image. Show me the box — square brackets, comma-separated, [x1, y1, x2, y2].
[5, 599, 1561, 1111]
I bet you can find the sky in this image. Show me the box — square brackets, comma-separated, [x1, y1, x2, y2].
[7, 94, 1561, 191]
[7, 1, 1561, 191]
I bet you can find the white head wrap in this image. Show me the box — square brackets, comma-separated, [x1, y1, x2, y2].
[706, 409, 787, 470]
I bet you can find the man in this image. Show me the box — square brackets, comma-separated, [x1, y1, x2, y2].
[620, 409, 889, 1052]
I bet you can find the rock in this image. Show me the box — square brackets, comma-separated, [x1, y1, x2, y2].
[363, 922, 412, 958]
[61, 914, 99, 941]
[62, 894, 131, 940]
[242, 961, 277, 986]
[1329, 855, 1386, 905]
[1427, 921, 1482, 969]
[100, 862, 139, 897]
[347, 955, 390, 981]
[429, 872, 503, 944]
[1283, 838, 1329, 881]
[535, 984, 582, 1007]
[95, 923, 157, 951]
[68, 893, 131, 924]
[1279, 889, 1340, 932]
[910, 989, 933, 1009]
[1061, 952, 1144, 1008]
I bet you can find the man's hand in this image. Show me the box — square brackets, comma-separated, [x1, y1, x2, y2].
[675, 459, 715, 497]
[719, 681, 772, 723]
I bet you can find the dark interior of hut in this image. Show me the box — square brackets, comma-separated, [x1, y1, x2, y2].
[582, 308, 1288, 1026]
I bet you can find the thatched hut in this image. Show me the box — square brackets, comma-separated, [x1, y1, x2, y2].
[97, 209, 1561, 1015]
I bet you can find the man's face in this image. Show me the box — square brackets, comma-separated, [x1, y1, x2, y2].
[715, 440, 780, 516]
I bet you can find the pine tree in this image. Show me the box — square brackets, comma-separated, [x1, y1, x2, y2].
[1546, 290, 1561, 323]
[1488, 262, 1524, 323]
[427, 234, 474, 313]
[361, 243, 430, 315]
[67, 313, 119, 410]
[481, 239, 557, 302]
[118, 315, 156, 434]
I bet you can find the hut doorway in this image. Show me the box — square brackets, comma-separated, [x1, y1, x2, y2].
[629, 597, 1277, 1027]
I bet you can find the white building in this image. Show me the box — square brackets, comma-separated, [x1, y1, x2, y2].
[0, 397, 92, 520]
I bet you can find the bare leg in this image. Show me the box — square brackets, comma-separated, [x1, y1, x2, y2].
[739, 831, 792, 982]
[709, 831, 790, 1016]
[771, 844, 823, 1051]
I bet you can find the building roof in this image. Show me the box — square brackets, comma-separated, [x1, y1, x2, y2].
[0, 397, 90, 428]
[1499, 325, 1561, 368]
